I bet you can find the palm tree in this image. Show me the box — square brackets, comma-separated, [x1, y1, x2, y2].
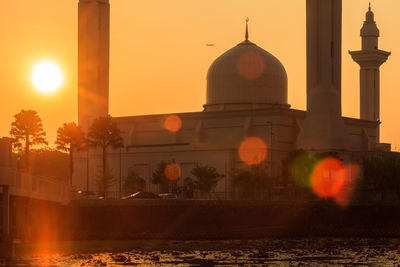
[191, 164, 223, 198]
[87, 116, 123, 195]
[10, 109, 48, 170]
[55, 122, 86, 184]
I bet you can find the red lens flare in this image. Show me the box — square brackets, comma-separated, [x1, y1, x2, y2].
[237, 51, 265, 80]
[334, 164, 361, 207]
[239, 137, 267, 166]
[164, 163, 181, 181]
[164, 115, 182, 133]
[311, 157, 346, 199]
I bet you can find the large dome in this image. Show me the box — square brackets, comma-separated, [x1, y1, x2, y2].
[204, 39, 288, 111]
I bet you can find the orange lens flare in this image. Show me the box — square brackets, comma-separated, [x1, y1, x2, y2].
[237, 51, 265, 80]
[164, 163, 181, 181]
[239, 137, 267, 166]
[311, 157, 346, 199]
[164, 115, 182, 132]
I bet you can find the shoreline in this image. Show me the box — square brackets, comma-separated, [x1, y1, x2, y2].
[13, 238, 400, 256]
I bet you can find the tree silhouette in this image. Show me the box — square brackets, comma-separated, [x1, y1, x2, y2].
[95, 170, 115, 198]
[87, 116, 123, 196]
[55, 122, 86, 184]
[10, 110, 48, 170]
[182, 177, 195, 199]
[191, 164, 223, 197]
[124, 170, 146, 195]
[231, 165, 272, 200]
[151, 160, 179, 193]
[30, 148, 69, 181]
[358, 153, 400, 202]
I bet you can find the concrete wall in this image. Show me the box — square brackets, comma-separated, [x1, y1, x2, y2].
[65, 199, 400, 240]
[9, 195, 65, 242]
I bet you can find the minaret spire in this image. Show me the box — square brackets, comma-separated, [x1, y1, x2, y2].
[245, 17, 249, 41]
[349, 4, 390, 145]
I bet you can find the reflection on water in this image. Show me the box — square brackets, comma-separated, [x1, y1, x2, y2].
[3, 239, 400, 266]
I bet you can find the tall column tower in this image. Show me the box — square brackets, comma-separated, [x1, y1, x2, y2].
[349, 4, 390, 141]
[78, 0, 110, 128]
[297, 0, 348, 151]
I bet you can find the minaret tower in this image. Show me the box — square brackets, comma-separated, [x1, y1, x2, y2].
[297, 0, 348, 151]
[78, 0, 110, 128]
[349, 4, 390, 141]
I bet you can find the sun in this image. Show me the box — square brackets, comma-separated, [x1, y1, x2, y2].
[31, 61, 63, 93]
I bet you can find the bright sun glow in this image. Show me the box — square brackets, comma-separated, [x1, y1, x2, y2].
[31, 61, 63, 93]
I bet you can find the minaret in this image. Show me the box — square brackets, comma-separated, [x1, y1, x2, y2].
[349, 4, 390, 141]
[78, 0, 110, 129]
[297, 0, 348, 151]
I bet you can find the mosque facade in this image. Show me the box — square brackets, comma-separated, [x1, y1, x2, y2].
[73, 0, 390, 197]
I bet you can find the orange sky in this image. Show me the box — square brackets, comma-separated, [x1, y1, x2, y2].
[0, 0, 399, 149]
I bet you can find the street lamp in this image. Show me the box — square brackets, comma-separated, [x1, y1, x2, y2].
[266, 121, 274, 176]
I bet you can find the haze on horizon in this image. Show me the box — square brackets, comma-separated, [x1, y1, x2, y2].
[0, 0, 399, 149]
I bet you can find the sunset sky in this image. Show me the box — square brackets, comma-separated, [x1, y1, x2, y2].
[0, 0, 399, 149]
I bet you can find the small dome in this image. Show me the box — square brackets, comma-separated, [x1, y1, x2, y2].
[361, 6, 379, 37]
[205, 39, 288, 111]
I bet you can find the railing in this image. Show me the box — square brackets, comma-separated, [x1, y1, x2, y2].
[71, 186, 400, 204]
[0, 167, 72, 204]
[74, 190, 122, 200]
[72, 187, 319, 202]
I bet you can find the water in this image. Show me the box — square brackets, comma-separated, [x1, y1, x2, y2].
[2, 239, 400, 266]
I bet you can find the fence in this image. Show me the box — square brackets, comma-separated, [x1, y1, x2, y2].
[0, 167, 72, 204]
[73, 186, 319, 202]
[71, 186, 400, 205]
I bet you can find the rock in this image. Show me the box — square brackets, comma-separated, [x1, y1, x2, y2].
[111, 254, 128, 262]
[150, 255, 160, 261]
[94, 259, 107, 266]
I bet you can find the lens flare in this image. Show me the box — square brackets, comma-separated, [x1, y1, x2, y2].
[289, 153, 319, 187]
[311, 157, 346, 199]
[164, 115, 182, 132]
[237, 51, 265, 80]
[164, 163, 181, 181]
[334, 164, 361, 207]
[288, 152, 361, 206]
[239, 137, 267, 165]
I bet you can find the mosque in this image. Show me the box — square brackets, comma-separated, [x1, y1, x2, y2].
[73, 0, 391, 197]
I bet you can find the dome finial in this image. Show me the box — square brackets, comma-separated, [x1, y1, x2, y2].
[366, 1, 374, 22]
[245, 17, 249, 41]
